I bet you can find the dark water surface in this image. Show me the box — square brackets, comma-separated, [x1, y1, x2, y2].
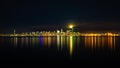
[0, 36, 120, 65]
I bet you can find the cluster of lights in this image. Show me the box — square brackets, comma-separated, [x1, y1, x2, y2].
[0, 24, 119, 37]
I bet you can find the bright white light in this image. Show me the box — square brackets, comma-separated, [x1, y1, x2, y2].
[69, 25, 73, 28]
[57, 30, 60, 33]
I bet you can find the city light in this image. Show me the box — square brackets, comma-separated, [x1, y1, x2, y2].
[0, 28, 119, 37]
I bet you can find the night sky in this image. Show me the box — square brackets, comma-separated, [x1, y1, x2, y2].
[0, 0, 120, 33]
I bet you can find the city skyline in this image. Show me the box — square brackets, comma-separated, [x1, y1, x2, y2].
[1, 22, 120, 33]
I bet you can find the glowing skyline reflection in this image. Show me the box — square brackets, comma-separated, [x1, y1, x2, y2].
[6, 36, 118, 56]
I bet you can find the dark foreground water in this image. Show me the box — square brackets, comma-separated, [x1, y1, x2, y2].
[0, 36, 120, 65]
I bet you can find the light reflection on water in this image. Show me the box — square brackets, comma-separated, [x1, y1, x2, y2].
[84, 36, 116, 49]
[70, 36, 73, 56]
[0, 36, 118, 56]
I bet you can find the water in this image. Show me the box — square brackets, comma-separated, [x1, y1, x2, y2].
[0, 36, 120, 65]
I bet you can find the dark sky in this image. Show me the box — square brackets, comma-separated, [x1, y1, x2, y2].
[0, 0, 120, 33]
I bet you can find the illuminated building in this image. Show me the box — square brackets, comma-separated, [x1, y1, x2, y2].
[14, 29, 16, 35]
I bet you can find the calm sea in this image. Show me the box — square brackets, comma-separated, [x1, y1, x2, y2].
[0, 36, 120, 65]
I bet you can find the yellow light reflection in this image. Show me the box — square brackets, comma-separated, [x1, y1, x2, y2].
[21, 37, 24, 47]
[101, 36, 105, 48]
[66, 36, 69, 46]
[70, 36, 73, 56]
[61, 36, 63, 50]
[57, 35, 60, 51]
[84, 36, 87, 47]
[29, 37, 32, 46]
[94, 36, 96, 48]
[48, 36, 51, 47]
[97, 36, 101, 48]
[14, 37, 18, 47]
[77, 37, 80, 47]
[10, 37, 13, 46]
[88, 37, 91, 48]
[113, 36, 115, 49]
[108, 36, 113, 49]
[25, 37, 28, 46]
[32, 37, 35, 47]
[44, 37, 48, 46]
[35, 37, 39, 47]
[84, 36, 116, 50]
[91, 36, 93, 49]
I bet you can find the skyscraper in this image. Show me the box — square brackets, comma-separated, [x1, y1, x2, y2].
[14, 29, 16, 35]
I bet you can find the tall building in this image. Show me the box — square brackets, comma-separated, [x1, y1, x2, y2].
[61, 29, 63, 33]
[14, 29, 16, 35]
